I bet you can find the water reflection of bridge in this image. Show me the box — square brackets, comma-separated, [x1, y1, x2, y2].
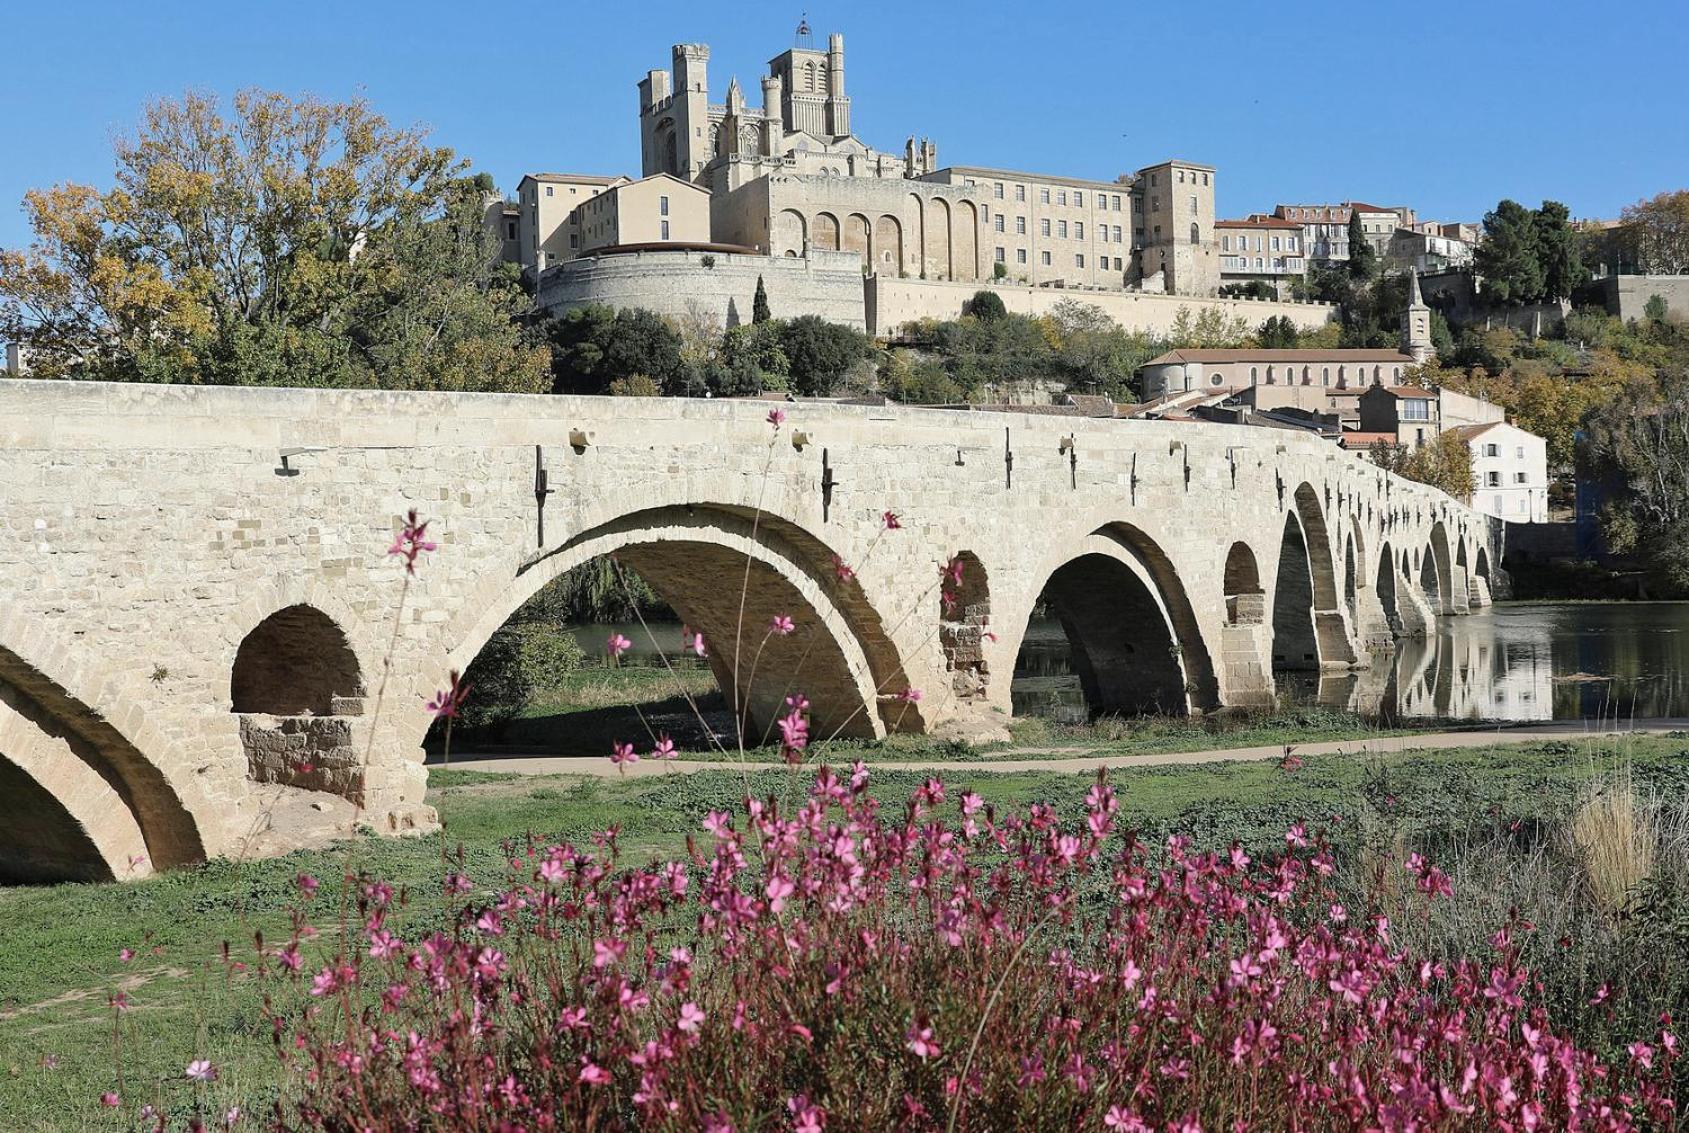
[1318, 617, 1555, 723]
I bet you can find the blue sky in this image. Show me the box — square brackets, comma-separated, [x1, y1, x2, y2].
[2, 0, 1686, 255]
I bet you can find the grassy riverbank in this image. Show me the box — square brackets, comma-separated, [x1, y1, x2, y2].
[3, 732, 1688, 1128]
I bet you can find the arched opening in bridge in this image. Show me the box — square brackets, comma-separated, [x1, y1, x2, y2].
[436, 505, 912, 763]
[939, 552, 991, 701]
[232, 606, 364, 716]
[1475, 546, 1491, 582]
[1272, 512, 1320, 670]
[1223, 542, 1264, 625]
[232, 605, 367, 801]
[1376, 540, 1400, 634]
[0, 755, 113, 883]
[1419, 546, 1442, 613]
[1012, 527, 1216, 722]
[1343, 534, 1358, 622]
[1426, 522, 1455, 613]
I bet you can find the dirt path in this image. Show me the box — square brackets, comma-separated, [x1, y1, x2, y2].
[431, 719, 1689, 779]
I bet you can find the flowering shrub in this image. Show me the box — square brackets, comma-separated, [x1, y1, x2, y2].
[256, 768, 1677, 1131]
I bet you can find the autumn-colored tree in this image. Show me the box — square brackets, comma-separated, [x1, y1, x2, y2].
[1370, 433, 1474, 502]
[1620, 189, 1689, 275]
[1580, 374, 1689, 594]
[0, 90, 546, 391]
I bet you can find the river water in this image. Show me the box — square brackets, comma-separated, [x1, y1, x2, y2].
[572, 604, 1689, 726]
[1016, 602, 1689, 724]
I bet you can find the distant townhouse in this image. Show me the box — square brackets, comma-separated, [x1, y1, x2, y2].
[1355, 385, 1505, 450]
[1453, 421, 1550, 523]
[1216, 215, 1306, 296]
[1271, 201, 1417, 266]
[573, 174, 712, 254]
[517, 173, 630, 271]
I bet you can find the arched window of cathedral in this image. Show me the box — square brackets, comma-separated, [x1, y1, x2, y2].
[1190, 223, 1200, 245]
[1322, 367, 1330, 386]
[1250, 366, 1259, 384]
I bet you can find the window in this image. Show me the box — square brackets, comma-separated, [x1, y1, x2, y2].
[1514, 472, 1528, 484]
[1114, 257, 1123, 270]
[1271, 236, 1280, 251]
[1074, 191, 1084, 206]
[1040, 188, 1051, 204]
[1016, 216, 1027, 235]
[1076, 254, 1085, 267]
[1401, 399, 1431, 421]
[1112, 194, 1121, 211]
[1222, 235, 1231, 251]
[994, 215, 1005, 233]
[659, 195, 669, 216]
[1149, 173, 1157, 186]
[1058, 220, 1068, 238]
[1041, 251, 1051, 266]
[1254, 256, 1263, 269]
[1041, 219, 1051, 236]
[1154, 225, 1162, 239]
[1113, 225, 1122, 242]
[1484, 443, 1500, 457]
[506, 221, 516, 239]
[660, 220, 670, 240]
[1202, 173, 1209, 186]
[1015, 185, 1026, 201]
[1250, 367, 1259, 383]
[994, 246, 1006, 262]
[994, 182, 1004, 199]
[1191, 223, 1200, 245]
[1017, 248, 1027, 263]
[1075, 222, 1084, 239]
[1189, 195, 1197, 215]
[545, 185, 553, 196]
[1058, 190, 1067, 205]
[1266, 366, 1275, 384]
[1515, 445, 1525, 459]
[1486, 471, 1502, 487]
[1151, 196, 1160, 212]
[1322, 367, 1330, 385]
[1177, 169, 1185, 183]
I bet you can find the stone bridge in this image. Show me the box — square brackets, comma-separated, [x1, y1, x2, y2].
[0, 380, 1501, 882]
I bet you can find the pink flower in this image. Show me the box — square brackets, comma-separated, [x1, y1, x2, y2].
[788, 1095, 825, 1133]
[593, 938, 626, 969]
[765, 874, 796, 913]
[538, 856, 566, 884]
[777, 708, 809, 755]
[1104, 1107, 1149, 1132]
[185, 1059, 218, 1083]
[387, 509, 437, 575]
[1629, 1041, 1655, 1070]
[943, 556, 965, 587]
[767, 408, 786, 429]
[100, 1092, 120, 1108]
[118, 948, 134, 963]
[882, 510, 902, 530]
[703, 1114, 735, 1133]
[223, 1106, 241, 1127]
[678, 1002, 706, 1033]
[684, 627, 708, 657]
[653, 734, 676, 760]
[898, 687, 922, 703]
[579, 1061, 611, 1085]
[703, 810, 733, 838]
[831, 555, 855, 582]
[905, 1021, 940, 1059]
[769, 614, 795, 635]
[606, 632, 632, 658]
[425, 670, 470, 719]
[611, 741, 638, 767]
[296, 872, 320, 897]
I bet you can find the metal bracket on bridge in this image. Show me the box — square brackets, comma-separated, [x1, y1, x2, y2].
[1003, 428, 1013, 490]
[821, 448, 839, 522]
[534, 445, 556, 548]
[1059, 435, 1076, 489]
[276, 446, 326, 477]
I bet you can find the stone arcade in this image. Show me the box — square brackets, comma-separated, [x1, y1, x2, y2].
[0, 380, 1500, 882]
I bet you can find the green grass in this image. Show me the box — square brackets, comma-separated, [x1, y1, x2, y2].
[3, 734, 1686, 1129]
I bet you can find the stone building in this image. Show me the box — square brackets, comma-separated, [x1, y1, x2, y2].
[517, 173, 628, 271]
[1138, 347, 1417, 404]
[1452, 421, 1550, 523]
[1217, 215, 1307, 295]
[1356, 384, 1504, 449]
[1271, 202, 1417, 266]
[574, 173, 712, 255]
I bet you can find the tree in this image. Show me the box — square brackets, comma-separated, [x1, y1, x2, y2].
[1475, 200, 1545, 305]
[0, 89, 545, 391]
[546, 305, 691, 395]
[1168, 305, 1250, 348]
[780, 315, 868, 396]
[1370, 433, 1473, 502]
[1045, 299, 1157, 400]
[1533, 200, 1586, 302]
[1644, 294, 1670, 323]
[964, 290, 1007, 320]
[1619, 190, 1689, 274]
[1347, 212, 1377, 280]
[1257, 315, 1299, 349]
[752, 275, 771, 323]
[1219, 280, 1275, 300]
[1580, 375, 1689, 594]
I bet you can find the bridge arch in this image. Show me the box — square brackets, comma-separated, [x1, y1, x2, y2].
[1274, 483, 1357, 669]
[0, 643, 204, 880]
[939, 551, 991, 701]
[1375, 540, 1400, 633]
[444, 505, 915, 745]
[1426, 521, 1454, 613]
[1222, 541, 1263, 625]
[1013, 525, 1219, 717]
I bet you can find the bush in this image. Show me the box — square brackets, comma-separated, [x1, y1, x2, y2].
[780, 315, 869, 397]
[450, 622, 585, 732]
[261, 770, 1678, 1131]
[963, 289, 1007, 320]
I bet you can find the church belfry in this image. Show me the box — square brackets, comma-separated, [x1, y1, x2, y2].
[1402, 271, 1434, 365]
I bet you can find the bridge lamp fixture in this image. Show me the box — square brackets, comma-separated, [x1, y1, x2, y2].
[791, 430, 811, 450]
[568, 429, 591, 452]
[276, 446, 328, 477]
[1058, 435, 1075, 455]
